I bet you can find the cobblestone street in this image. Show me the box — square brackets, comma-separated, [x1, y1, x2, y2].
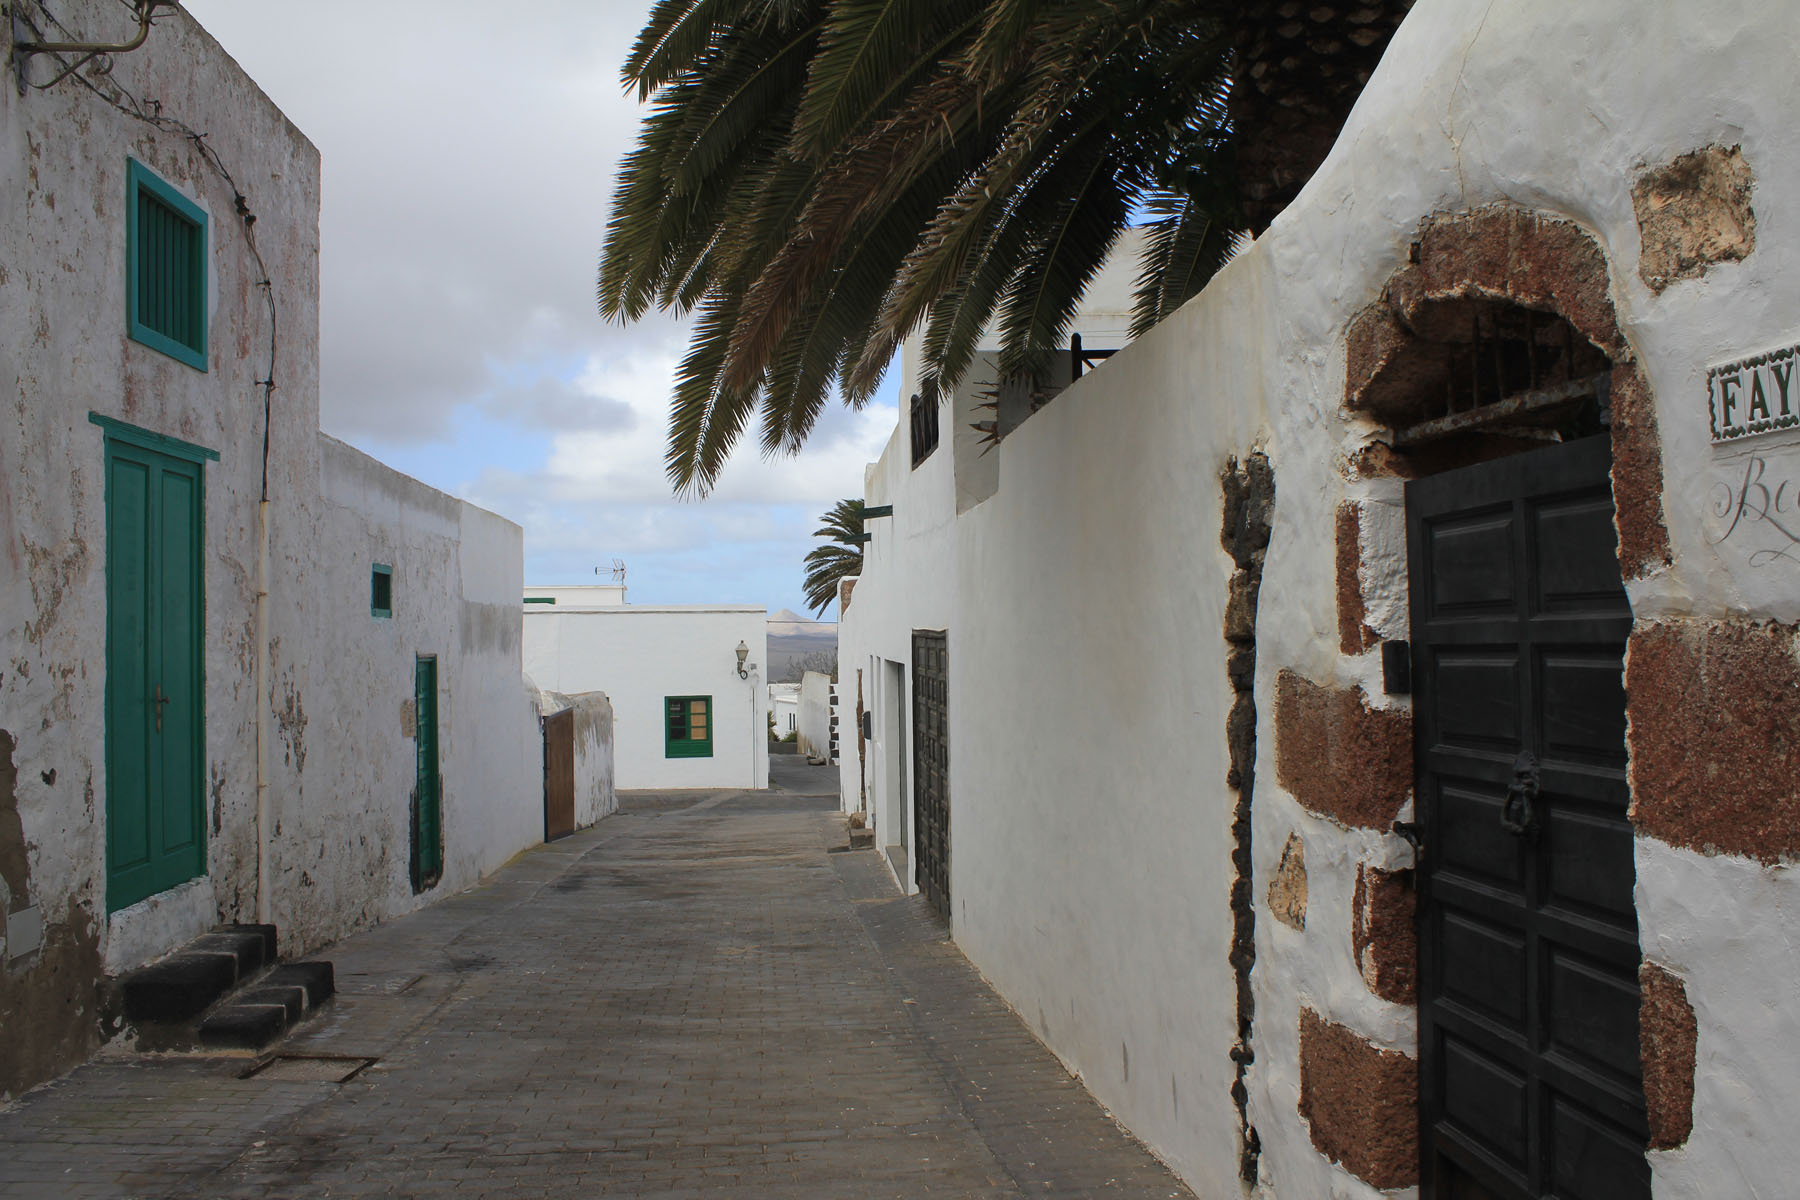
[0, 763, 1193, 1198]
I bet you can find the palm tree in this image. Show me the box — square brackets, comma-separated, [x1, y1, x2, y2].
[600, 0, 1413, 495]
[802, 499, 864, 616]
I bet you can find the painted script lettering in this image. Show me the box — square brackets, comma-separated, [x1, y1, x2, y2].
[1712, 454, 1800, 567]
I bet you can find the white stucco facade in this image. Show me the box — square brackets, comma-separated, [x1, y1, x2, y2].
[0, 0, 542, 1097]
[795, 671, 836, 763]
[522, 605, 769, 791]
[840, 2, 1800, 1196]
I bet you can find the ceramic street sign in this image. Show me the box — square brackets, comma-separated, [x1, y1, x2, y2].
[1708, 340, 1800, 443]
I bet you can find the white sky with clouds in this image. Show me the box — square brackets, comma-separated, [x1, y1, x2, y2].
[179, 0, 896, 617]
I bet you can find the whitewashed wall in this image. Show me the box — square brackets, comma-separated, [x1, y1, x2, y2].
[565, 692, 617, 828]
[302, 439, 540, 951]
[796, 671, 835, 762]
[522, 606, 769, 790]
[840, 1, 1800, 1195]
[524, 583, 626, 607]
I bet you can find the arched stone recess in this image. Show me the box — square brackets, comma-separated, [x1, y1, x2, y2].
[1341, 204, 1672, 579]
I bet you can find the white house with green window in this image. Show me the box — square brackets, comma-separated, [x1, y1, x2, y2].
[0, 0, 542, 1098]
[522, 594, 769, 791]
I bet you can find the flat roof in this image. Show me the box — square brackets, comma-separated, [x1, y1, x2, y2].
[522, 604, 767, 615]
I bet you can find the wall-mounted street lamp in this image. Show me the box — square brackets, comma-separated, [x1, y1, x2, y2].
[736, 640, 750, 679]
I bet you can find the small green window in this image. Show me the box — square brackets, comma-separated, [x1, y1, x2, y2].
[371, 563, 393, 617]
[126, 159, 208, 371]
[665, 696, 713, 758]
[523, 596, 556, 605]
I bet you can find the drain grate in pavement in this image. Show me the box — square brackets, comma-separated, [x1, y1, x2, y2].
[244, 1055, 376, 1083]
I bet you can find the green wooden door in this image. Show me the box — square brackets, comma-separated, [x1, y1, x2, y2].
[413, 655, 442, 889]
[103, 433, 206, 913]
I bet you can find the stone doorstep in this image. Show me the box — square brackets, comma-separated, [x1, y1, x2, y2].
[196, 961, 337, 1052]
[116, 924, 277, 1024]
[112, 924, 335, 1052]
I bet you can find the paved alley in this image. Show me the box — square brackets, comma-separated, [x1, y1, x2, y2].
[0, 764, 1194, 1199]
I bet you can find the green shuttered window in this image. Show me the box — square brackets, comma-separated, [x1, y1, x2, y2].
[664, 696, 713, 758]
[127, 159, 208, 371]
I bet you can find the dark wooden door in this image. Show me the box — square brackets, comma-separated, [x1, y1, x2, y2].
[911, 631, 949, 920]
[104, 435, 205, 913]
[1408, 436, 1648, 1199]
[544, 708, 576, 841]
[412, 655, 442, 890]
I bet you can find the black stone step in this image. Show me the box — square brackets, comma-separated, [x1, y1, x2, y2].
[264, 961, 335, 1007]
[194, 963, 335, 1051]
[118, 925, 274, 1024]
[195, 1003, 287, 1050]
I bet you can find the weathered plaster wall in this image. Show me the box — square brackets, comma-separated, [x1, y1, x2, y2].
[839, 0, 1800, 1195]
[1, 1, 542, 1098]
[565, 692, 617, 829]
[307, 437, 540, 951]
[522, 606, 768, 791]
[0, 0, 322, 1095]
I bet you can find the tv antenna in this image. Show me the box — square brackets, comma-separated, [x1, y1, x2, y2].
[599, 559, 626, 585]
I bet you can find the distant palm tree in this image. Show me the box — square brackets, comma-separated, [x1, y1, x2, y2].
[802, 499, 865, 616]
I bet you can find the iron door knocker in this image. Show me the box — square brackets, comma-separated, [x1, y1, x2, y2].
[1499, 750, 1540, 838]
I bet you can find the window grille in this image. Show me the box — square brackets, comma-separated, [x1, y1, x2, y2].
[127, 160, 208, 370]
[909, 386, 940, 467]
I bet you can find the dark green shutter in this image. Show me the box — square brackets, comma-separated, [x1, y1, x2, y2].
[127, 160, 208, 371]
[413, 656, 442, 889]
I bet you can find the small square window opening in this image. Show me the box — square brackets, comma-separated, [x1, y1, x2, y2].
[371, 564, 393, 618]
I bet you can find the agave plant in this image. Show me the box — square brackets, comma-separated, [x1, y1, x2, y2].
[600, 0, 1413, 494]
[801, 498, 864, 616]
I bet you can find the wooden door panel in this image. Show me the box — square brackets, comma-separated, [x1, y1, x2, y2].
[106, 451, 154, 894]
[1409, 436, 1648, 1198]
[105, 439, 204, 911]
[154, 460, 203, 880]
[544, 708, 576, 841]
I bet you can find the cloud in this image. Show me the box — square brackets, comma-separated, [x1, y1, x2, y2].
[180, 0, 897, 614]
[184, 0, 670, 441]
[481, 374, 635, 434]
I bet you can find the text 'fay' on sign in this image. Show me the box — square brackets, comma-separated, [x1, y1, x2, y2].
[1709, 340, 1799, 444]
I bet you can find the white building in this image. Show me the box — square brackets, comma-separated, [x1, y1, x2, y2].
[522, 592, 769, 791]
[839, 2, 1800, 1197]
[768, 683, 801, 738]
[1, 0, 542, 1097]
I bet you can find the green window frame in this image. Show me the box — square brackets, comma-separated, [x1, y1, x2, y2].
[664, 695, 713, 758]
[371, 563, 393, 618]
[523, 596, 556, 605]
[126, 158, 209, 371]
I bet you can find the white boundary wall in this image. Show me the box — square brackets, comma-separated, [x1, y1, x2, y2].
[840, 1, 1800, 1195]
[796, 671, 835, 762]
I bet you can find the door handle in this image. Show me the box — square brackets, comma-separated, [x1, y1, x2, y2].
[1499, 750, 1540, 838]
[152, 684, 170, 733]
